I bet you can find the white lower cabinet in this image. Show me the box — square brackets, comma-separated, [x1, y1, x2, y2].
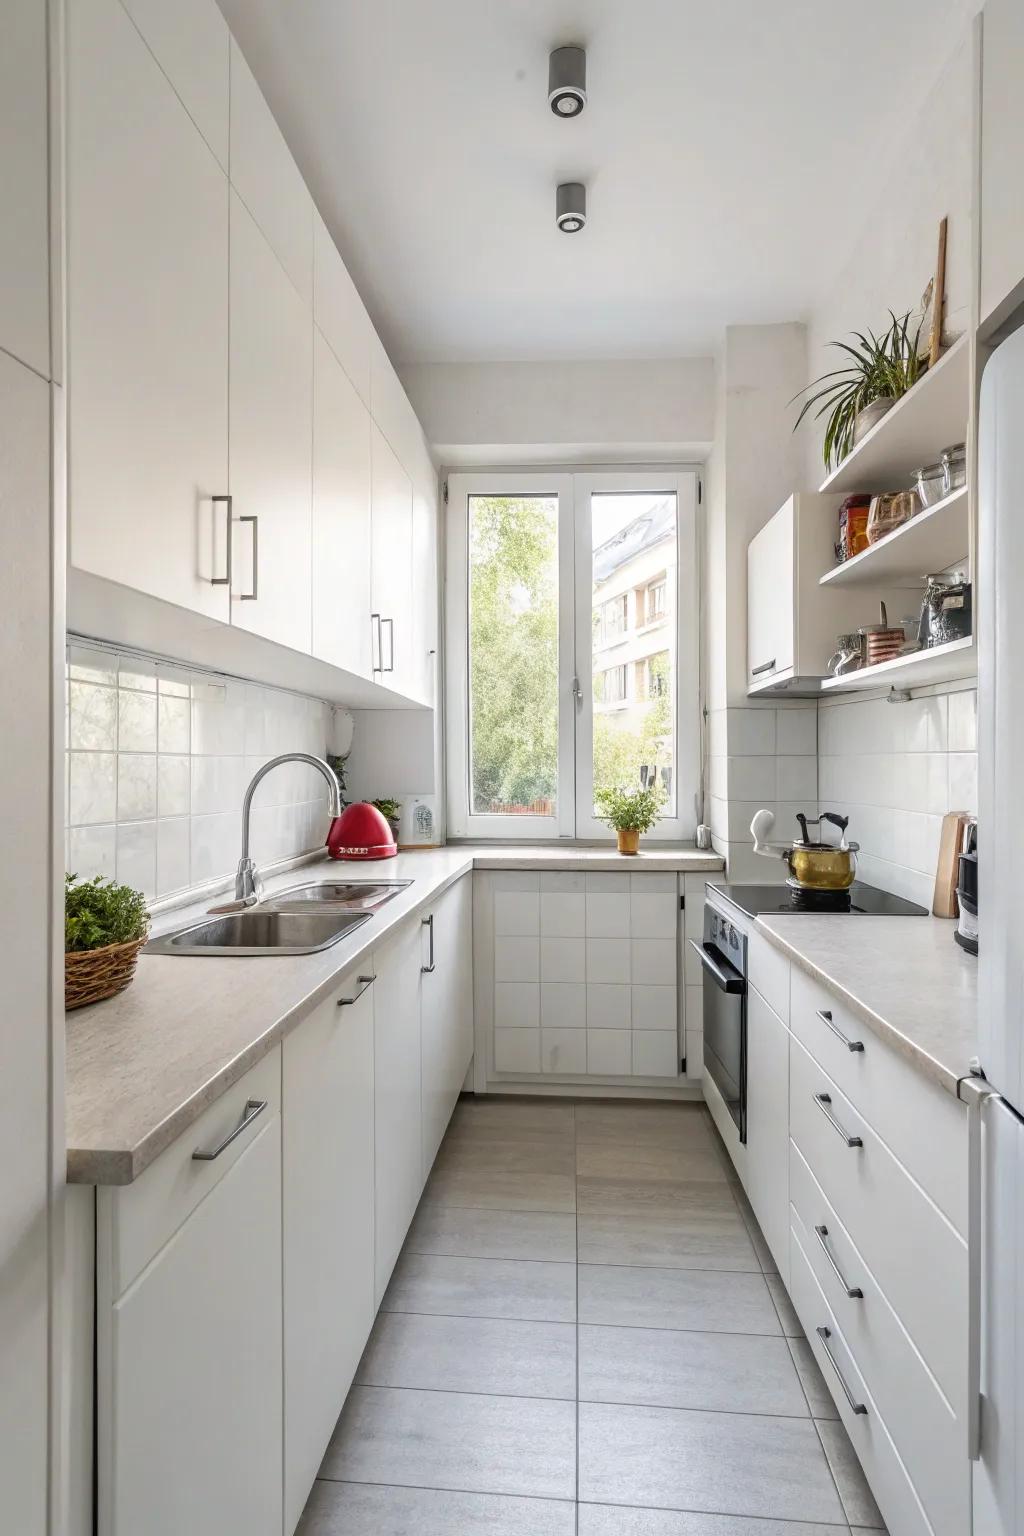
[373, 913, 428, 1303]
[421, 875, 474, 1173]
[742, 984, 791, 1284]
[282, 967, 375, 1534]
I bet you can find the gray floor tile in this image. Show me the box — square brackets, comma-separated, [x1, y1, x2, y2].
[436, 1137, 577, 1179]
[297, 1481, 576, 1535]
[578, 1203, 761, 1273]
[383, 1251, 577, 1322]
[733, 1188, 779, 1275]
[850, 1529, 889, 1535]
[575, 1103, 716, 1145]
[815, 1418, 886, 1528]
[577, 1177, 744, 1218]
[579, 1264, 781, 1335]
[423, 1162, 577, 1212]
[788, 1335, 839, 1419]
[321, 1384, 577, 1499]
[765, 1273, 802, 1336]
[576, 1141, 732, 1184]
[405, 1204, 577, 1262]
[578, 1401, 846, 1524]
[579, 1324, 809, 1416]
[356, 1311, 577, 1399]
[578, 1504, 849, 1534]
[450, 1098, 575, 1138]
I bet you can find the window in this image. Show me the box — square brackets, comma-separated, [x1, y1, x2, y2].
[446, 469, 699, 840]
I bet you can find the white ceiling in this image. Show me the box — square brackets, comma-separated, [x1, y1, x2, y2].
[217, 0, 973, 365]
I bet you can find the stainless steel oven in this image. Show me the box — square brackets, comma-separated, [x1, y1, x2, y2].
[689, 901, 748, 1141]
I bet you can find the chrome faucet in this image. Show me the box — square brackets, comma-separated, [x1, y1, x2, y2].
[234, 753, 342, 906]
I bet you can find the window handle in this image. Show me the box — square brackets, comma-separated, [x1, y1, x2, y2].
[572, 675, 583, 709]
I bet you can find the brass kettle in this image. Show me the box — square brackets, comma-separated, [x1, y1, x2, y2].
[751, 810, 860, 891]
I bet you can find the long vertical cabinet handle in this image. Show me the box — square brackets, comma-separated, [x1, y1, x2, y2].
[960, 1071, 997, 1460]
[421, 913, 436, 973]
[371, 612, 383, 673]
[382, 617, 395, 673]
[237, 514, 258, 600]
[210, 494, 232, 586]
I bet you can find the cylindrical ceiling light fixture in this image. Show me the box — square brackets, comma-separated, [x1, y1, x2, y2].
[548, 45, 587, 117]
[556, 182, 587, 233]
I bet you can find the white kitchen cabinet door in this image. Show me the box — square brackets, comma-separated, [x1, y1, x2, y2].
[67, 0, 230, 622]
[313, 210, 373, 408]
[102, 1115, 282, 1536]
[410, 472, 439, 705]
[312, 331, 373, 677]
[747, 497, 795, 686]
[373, 917, 424, 1302]
[421, 876, 474, 1174]
[981, 0, 1024, 330]
[120, 0, 229, 168]
[0, 0, 49, 376]
[744, 983, 791, 1284]
[283, 971, 375, 1535]
[370, 423, 414, 689]
[229, 191, 313, 654]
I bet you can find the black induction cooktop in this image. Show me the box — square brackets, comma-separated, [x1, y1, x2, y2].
[709, 881, 929, 920]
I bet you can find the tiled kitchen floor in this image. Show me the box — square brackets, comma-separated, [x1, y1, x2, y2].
[297, 1098, 887, 1535]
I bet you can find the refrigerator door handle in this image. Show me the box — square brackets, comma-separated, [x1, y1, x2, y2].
[959, 1069, 999, 1462]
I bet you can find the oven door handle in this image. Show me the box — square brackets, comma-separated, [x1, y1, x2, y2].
[688, 940, 745, 993]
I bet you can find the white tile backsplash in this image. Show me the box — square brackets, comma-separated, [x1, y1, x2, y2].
[64, 641, 333, 903]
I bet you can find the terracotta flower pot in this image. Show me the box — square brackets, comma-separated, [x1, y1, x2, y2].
[617, 828, 640, 855]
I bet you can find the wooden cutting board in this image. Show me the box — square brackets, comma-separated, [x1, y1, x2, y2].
[933, 811, 969, 918]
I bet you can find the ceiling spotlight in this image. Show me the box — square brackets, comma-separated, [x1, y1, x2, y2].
[556, 182, 587, 234]
[548, 46, 587, 117]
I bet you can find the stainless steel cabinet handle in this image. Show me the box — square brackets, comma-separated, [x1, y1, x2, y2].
[234, 513, 258, 600]
[382, 617, 395, 673]
[422, 913, 436, 973]
[816, 1326, 867, 1415]
[337, 974, 375, 1006]
[192, 1098, 267, 1161]
[817, 1008, 864, 1052]
[814, 1091, 863, 1147]
[751, 658, 776, 676]
[211, 494, 232, 586]
[960, 1071, 997, 1459]
[371, 612, 382, 672]
[814, 1223, 864, 1299]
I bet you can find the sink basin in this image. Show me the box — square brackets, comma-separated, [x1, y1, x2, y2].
[146, 908, 371, 957]
[264, 879, 412, 913]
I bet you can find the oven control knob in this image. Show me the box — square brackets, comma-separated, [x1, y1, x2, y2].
[729, 929, 739, 950]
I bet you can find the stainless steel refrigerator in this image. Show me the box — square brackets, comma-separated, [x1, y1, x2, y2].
[972, 320, 1024, 1534]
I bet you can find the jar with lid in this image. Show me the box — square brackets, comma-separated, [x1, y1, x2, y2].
[866, 489, 920, 544]
[914, 462, 946, 507]
[941, 443, 967, 495]
[918, 573, 973, 648]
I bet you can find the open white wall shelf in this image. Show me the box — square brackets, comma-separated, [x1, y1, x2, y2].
[818, 335, 970, 495]
[819, 486, 969, 587]
[820, 635, 975, 693]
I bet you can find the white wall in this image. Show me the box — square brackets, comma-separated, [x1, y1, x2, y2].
[400, 357, 715, 465]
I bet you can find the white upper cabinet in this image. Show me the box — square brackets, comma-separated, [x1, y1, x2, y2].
[229, 192, 313, 653]
[0, 0, 50, 377]
[229, 39, 312, 305]
[411, 473, 439, 704]
[370, 424, 414, 689]
[120, 0, 229, 169]
[747, 498, 796, 686]
[312, 330, 373, 677]
[313, 210, 373, 407]
[980, 0, 1024, 330]
[67, 0, 231, 622]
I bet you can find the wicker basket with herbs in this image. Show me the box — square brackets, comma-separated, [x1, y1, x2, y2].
[65, 873, 150, 1011]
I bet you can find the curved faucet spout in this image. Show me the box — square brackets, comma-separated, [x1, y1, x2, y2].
[235, 753, 342, 905]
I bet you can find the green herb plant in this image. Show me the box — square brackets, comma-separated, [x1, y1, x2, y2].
[372, 797, 402, 824]
[594, 783, 664, 834]
[65, 873, 149, 954]
[792, 311, 928, 471]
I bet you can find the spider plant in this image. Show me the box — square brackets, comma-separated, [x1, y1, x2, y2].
[792, 311, 928, 471]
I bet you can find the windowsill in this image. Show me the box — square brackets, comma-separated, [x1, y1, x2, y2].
[448, 840, 724, 871]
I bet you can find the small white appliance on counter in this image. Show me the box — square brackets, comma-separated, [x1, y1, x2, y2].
[970, 320, 1024, 1536]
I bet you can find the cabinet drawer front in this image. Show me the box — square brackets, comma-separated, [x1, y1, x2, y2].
[790, 965, 967, 1233]
[749, 929, 790, 1022]
[107, 1047, 281, 1296]
[788, 1217, 932, 1536]
[790, 1142, 969, 1536]
[789, 1037, 966, 1411]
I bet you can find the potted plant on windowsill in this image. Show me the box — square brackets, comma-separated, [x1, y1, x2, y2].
[65, 873, 150, 1011]
[595, 784, 664, 855]
[372, 797, 402, 844]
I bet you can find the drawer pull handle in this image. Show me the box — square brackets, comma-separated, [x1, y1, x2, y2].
[816, 1326, 868, 1415]
[817, 1008, 864, 1052]
[751, 657, 776, 677]
[192, 1098, 267, 1161]
[210, 493, 232, 585]
[814, 1092, 863, 1148]
[814, 1223, 864, 1299]
[422, 913, 436, 973]
[337, 974, 375, 1006]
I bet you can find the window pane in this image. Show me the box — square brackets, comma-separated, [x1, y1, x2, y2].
[468, 495, 559, 816]
[591, 492, 676, 814]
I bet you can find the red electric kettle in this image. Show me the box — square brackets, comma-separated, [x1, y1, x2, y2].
[326, 801, 398, 860]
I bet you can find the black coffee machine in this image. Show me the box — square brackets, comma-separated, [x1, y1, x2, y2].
[954, 819, 978, 955]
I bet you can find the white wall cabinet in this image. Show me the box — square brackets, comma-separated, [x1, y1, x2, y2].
[980, 0, 1024, 331]
[0, 0, 50, 376]
[67, 0, 231, 623]
[411, 475, 440, 704]
[421, 876, 474, 1173]
[282, 967, 375, 1534]
[312, 331, 373, 677]
[370, 424, 415, 691]
[229, 191, 313, 653]
[373, 913, 426, 1302]
[120, 0, 229, 169]
[314, 210, 373, 408]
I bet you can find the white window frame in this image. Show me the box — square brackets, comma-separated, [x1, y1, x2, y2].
[444, 467, 699, 842]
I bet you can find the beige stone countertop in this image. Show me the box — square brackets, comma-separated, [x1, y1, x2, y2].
[755, 912, 978, 1097]
[66, 843, 722, 1186]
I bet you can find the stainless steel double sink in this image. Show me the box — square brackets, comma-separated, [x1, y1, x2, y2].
[145, 879, 412, 957]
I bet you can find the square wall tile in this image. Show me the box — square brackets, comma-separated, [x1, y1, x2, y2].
[189, 810, 236, 885]
[685, 1022, 704, 1079]
[495, 891, 540, 936]
[727, 707, 776, 755]
[157, 755, 190, 817]
[631, 984, 676, 1031]
[633, 1031, 679, 1078]
[586, 894, 631, 938]
[948, 689, 977, 752]
[116, 820, 157, 898]
[118, 657, 157, 692]
[69, 645, 117, 685]
[949, 752, 978, 812]
[69, 681, 117, 750]
[775, 707, 817, 755]
[540, 892, 585, 937]
[587, 984, 630, 1030]
[541, 1028, 586, 1075]
[587, 1030, 631, 1075]
[541, 982, 586, 1030]
[156, 817, 190, 896]
[69, 751, 116, 826]
[495, 1027, 541, 1074]
[631, 873, 676, 893]
[158, 694, 190, 754]
[540, 871, 586, 893]
[631, 938, 675, 985]
[585, 873, 630, 893]
[67, 824, 116, 881]
[541, 937, 585, 983]
[776, 755, 818, 801]
[495, 936, 540, 983]
[586, 938, 630, 984]
[117, 754, 157, 822]
[630, 892, 677, 938]
[495, 982, 540, 1031]
[118, 688, 157, 752]
[727, 755, 778, 800]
